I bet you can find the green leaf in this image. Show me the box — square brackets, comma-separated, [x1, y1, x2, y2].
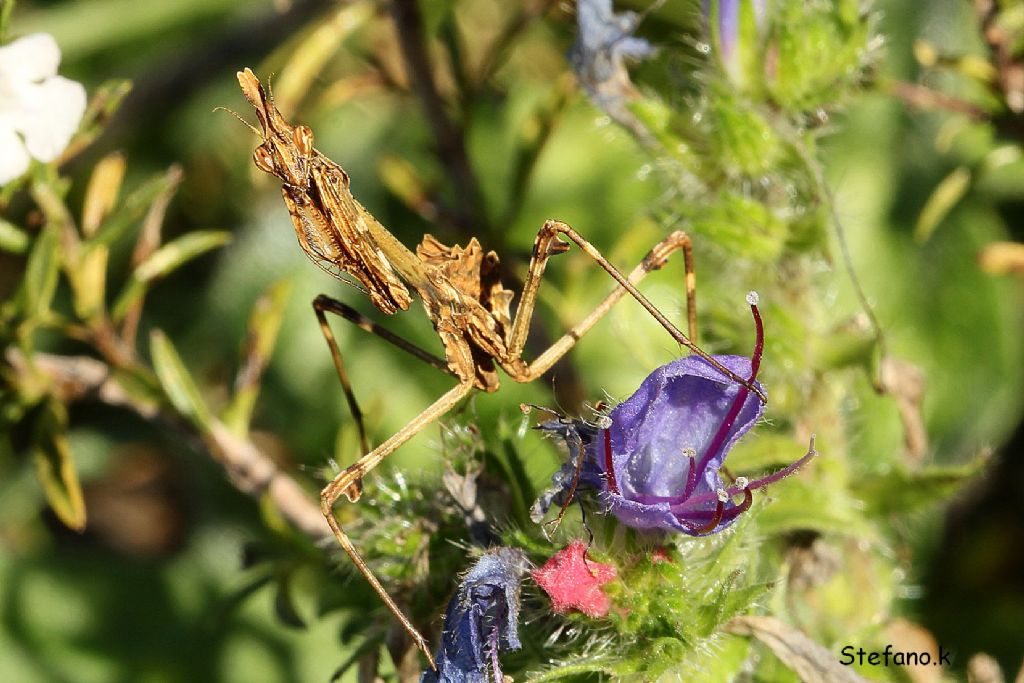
[150, 329, 212, 430]
[691, 191, 788, 260]
[31, 400, 86, 531]
[485, 433, 537, 529]
[134, 230, 231, 281]
[755, 479, 874, 539]
[525, 657, 616, 682]
[71, 78, 133, 155]
[729, 433, 816, 472]
[767, 0, 873, 112]
[87, 171, 181, 249]
[677, 634, 752, 683]
[810, 324, 878, 373]
[853, 459, 988, 516]
[915, 166, 972, 242]
[0, 218, 30, 254]
[112, 231, 231, 321]
[0, 0, 15, 42]
[709, 87, 781, 176]
[17, 225, 60, 320]
[273, 573, 307, 630]
[222, 279, 293, 436]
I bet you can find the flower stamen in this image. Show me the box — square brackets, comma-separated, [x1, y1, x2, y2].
[686, 489, 727, 534]
[684, 447, 698, 496]
[685, 293, 764, 499]
[733, 486, 754, 514]
[744, 435, 817, 491]
[603, 428, 619, 495]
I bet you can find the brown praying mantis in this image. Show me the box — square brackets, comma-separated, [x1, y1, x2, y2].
[234, 67, 766, 668]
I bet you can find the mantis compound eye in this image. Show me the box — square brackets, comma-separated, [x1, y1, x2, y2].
[293, 125, 313, 156]
[252, 146, 275, 174]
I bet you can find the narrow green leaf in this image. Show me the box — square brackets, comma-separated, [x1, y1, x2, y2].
[0, 218, 30, 254]
[110, 278, 146, 323]
[273, 573, 307, 630]
[486, 434, 537, 529]
[134, 230, 231, 282]
[692, 191, 788, 261]
[0, 0, 15, 42]
[17, 225, 60, 319]
[88, 171, 180, 249]
[222, 279, 293, 436]
[756, 480, 874, 539]
[853, 459, 987, 516]
[677, 634, 752, 683]
[150, 329, 212, 430]
[525, 658, 616, 682]
[112, 231, 231, 321]
[32, 400, 86, 531]
[915, 166, 971, 242]
[63, 79, 133, 159]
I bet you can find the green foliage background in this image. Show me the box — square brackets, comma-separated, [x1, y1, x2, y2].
[1, 0, 1023, 681]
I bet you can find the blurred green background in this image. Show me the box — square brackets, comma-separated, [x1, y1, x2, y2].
[1, 0, 1023, 681]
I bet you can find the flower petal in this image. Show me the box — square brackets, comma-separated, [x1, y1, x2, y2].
[570, 0, 654, 119]
[0, 126, 31, 185]
[603, 492, 693, 533]
[0, 33, 61, 83]
[14, 75, 86, 162]
[609, 355, 763, 500]
[422, 548, 528, 683]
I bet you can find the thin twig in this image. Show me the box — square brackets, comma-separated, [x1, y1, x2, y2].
[472, 0, 556, 92]
[883, 79, 987, 120]
[6, 349, 331, 542]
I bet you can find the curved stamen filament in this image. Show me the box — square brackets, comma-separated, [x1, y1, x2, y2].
[744, 435, 817, 491]
[684, 295, 764, 499]
[732, 487, 754, 514]
[683, 448, 697, 497]
[686, 492, 726, 534]
[678, 486, 754, 528]
[603, 428, 619, 495]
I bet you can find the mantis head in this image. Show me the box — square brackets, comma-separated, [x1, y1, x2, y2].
[235, 67, 314, 190]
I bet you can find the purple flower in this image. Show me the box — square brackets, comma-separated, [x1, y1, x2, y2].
[703, 0, 768, 84]
[535, 293, 815, 535]
[421, 548, 529, 683]
[569, 0, 655, 138]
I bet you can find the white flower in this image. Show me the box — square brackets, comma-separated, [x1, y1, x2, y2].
[0, 33, 86, 186]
